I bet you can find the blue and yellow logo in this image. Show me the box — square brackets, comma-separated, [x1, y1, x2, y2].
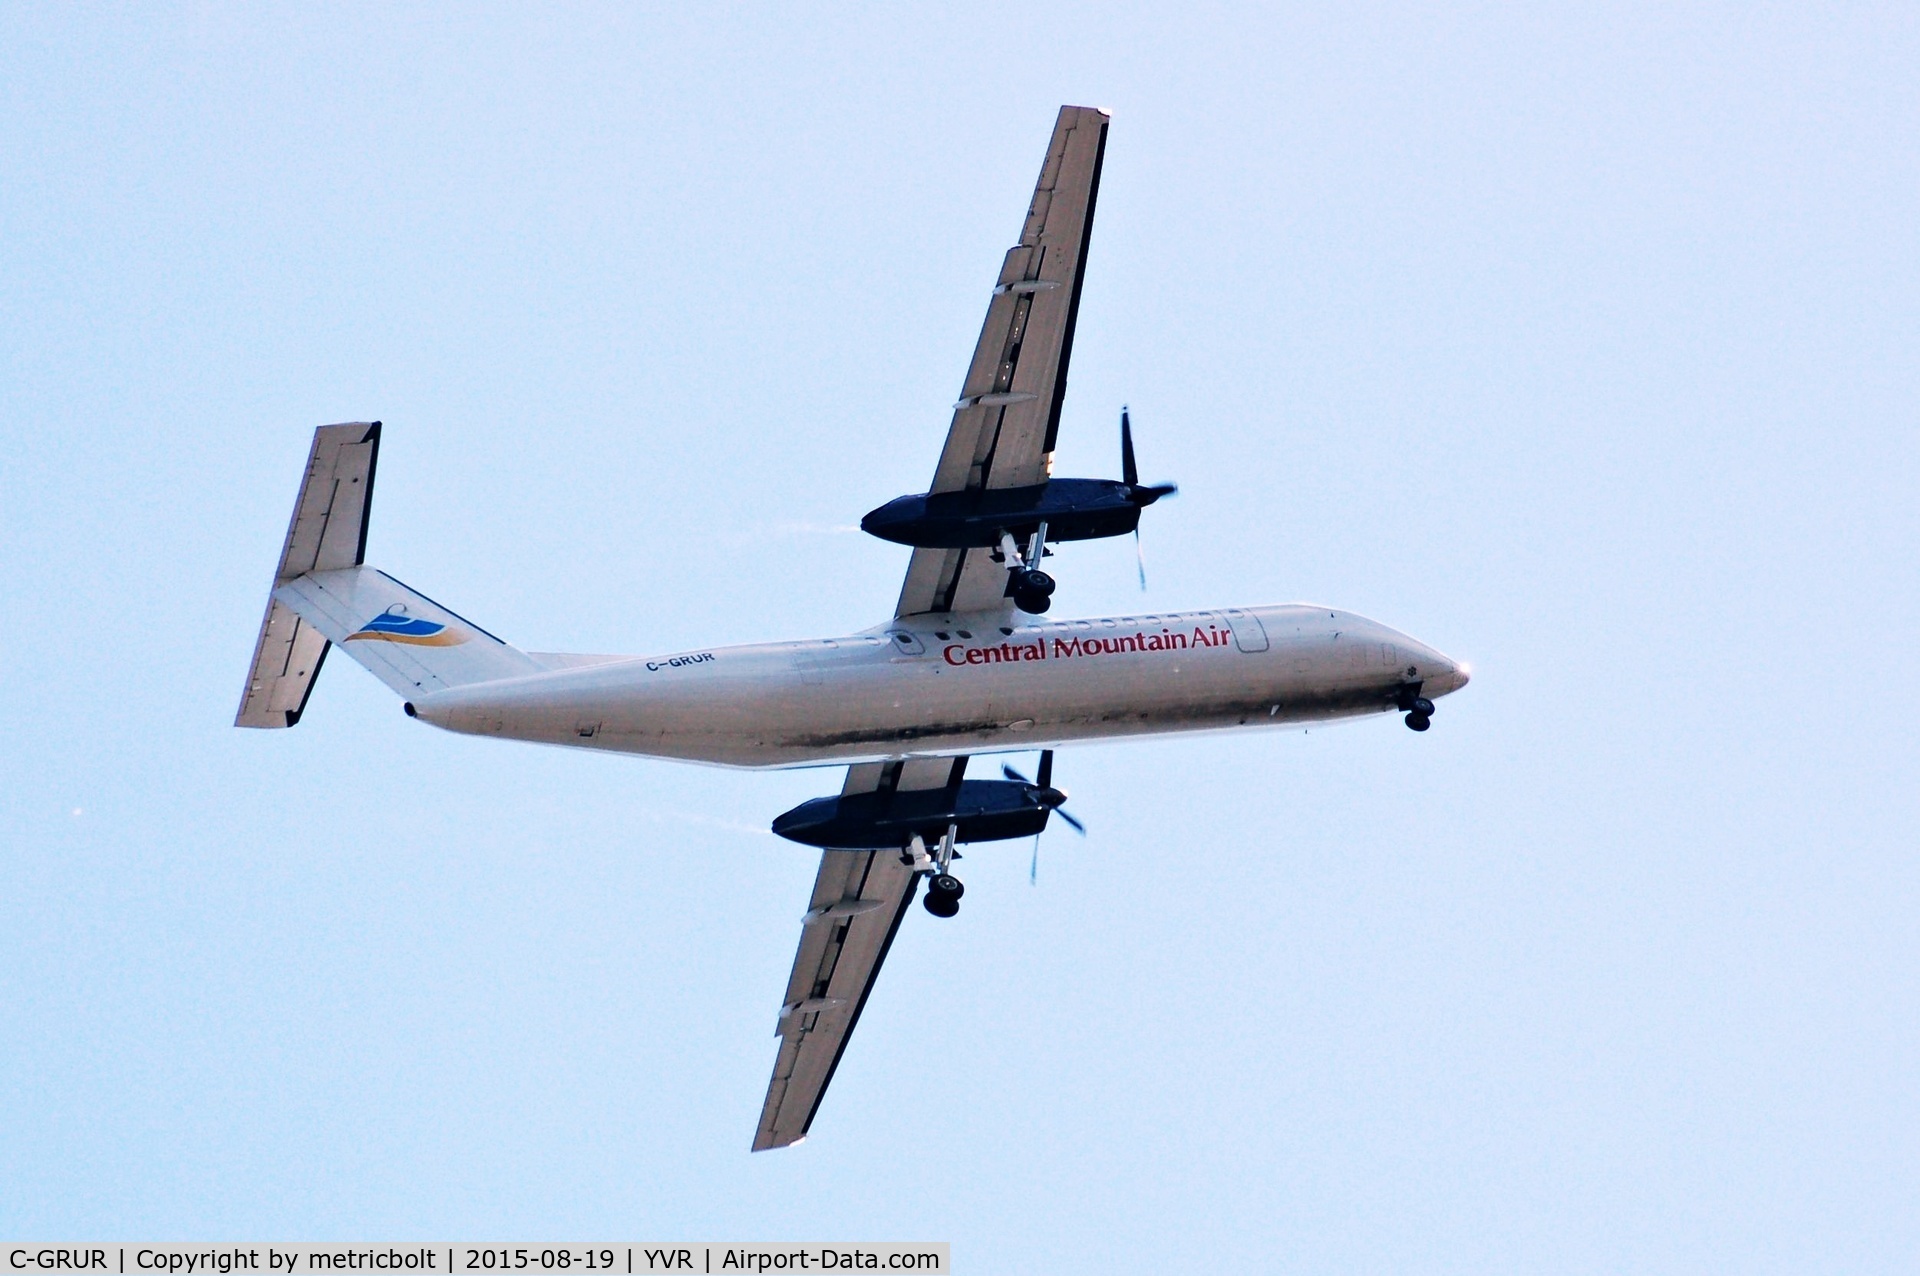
[346, 606, 465, 646]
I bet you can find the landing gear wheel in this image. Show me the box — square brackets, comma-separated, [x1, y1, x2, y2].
[1412, 697, 1435, 716]
[923, 872, 964, 918]
[1405, 712, 1431, 731]
[1014, 589, 1051, 614]
[1017, 569, 1056, 598]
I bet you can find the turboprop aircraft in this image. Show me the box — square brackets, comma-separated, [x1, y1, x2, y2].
[235, 106, 1469, 1151]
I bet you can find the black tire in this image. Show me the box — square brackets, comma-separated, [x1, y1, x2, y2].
[930, 873, 965, 900]
[1015, 590, 1051, 614]
[1023, 569, 1056, 597]
[923, 892, 959, 918]
[1413, 697, 1435, 716]
[1406, 712, 1431, 732]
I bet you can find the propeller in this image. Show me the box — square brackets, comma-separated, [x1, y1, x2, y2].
[1120, 406, 1177, 590]
[1002, 749, 1085, 884]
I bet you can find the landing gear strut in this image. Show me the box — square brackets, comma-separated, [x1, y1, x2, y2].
[999, 526, 1055, 614]
[920, 823, 965, 917]
[1396, 685, 1436, 732]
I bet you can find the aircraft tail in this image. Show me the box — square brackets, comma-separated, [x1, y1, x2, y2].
[236, 422, 539, 727]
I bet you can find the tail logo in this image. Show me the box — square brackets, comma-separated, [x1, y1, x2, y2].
[347, 605, 466, 646]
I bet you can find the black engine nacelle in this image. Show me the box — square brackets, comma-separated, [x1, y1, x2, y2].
[861, 478, 1169, 550]
[772, 779, 1062, 849]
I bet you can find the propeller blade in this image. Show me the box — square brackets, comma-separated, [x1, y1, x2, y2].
[1036, 749, 1054, 789]
[1121, 407, 1176, 504]
[1001, 763, 1031, 785]
[1135, 528, 1147, 590]
[1030, 835, 1039, 885]
[1134, 482, 1178, 505]
[1056, 807, 1087, 835]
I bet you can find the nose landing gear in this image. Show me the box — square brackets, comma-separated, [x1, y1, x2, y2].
[1396, 685, 1437, 732]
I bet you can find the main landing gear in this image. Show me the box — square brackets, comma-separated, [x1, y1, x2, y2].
[998, 526, 1056, 614]
[924, 873, 965, 917]
[909, 825, 967, 918]
[1396, 684, 1437, 732]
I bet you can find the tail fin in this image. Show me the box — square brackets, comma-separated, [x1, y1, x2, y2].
[274, 566, 538, 698]
[236, 422, 536, 726]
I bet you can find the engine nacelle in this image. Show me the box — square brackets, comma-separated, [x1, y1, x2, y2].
[861, 478, 1161, 550]
[772, 779, 1061, 849]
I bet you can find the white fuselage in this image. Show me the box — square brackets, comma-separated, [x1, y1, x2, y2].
[410, 604, 1469, 769]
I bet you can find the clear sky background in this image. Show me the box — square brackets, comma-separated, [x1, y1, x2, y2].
[4, 3, 1917, 1269]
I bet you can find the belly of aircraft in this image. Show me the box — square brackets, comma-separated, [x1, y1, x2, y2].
[413, 608, 1429, 768]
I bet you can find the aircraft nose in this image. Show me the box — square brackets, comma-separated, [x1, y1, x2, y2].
[1429, 657, 1470, 696]
[1398, 635, 1469, 697]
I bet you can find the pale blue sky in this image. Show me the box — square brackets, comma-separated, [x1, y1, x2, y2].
[4, 4, 1917, 1269]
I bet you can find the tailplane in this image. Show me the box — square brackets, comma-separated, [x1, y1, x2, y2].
[236, 422, 537, 727]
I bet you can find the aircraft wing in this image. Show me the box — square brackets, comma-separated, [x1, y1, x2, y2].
[752, 757, 965, 1151]
[756, 106, 1106, 1150]
[896, 105, 1110, 618]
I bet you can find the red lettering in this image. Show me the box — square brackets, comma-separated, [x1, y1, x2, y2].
[943, 644, 967, 666]
[966, 647, 986, 665]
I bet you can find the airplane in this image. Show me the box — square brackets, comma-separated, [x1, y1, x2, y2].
[235, 106, 1469, 1152]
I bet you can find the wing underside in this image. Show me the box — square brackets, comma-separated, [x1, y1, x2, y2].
[896, 105, 1109, 619]
[755, 105, 1109, 1151]
[753, 757, 965, 1151]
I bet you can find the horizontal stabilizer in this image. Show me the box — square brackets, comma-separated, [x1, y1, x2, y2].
[237, 422, 381, 727]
